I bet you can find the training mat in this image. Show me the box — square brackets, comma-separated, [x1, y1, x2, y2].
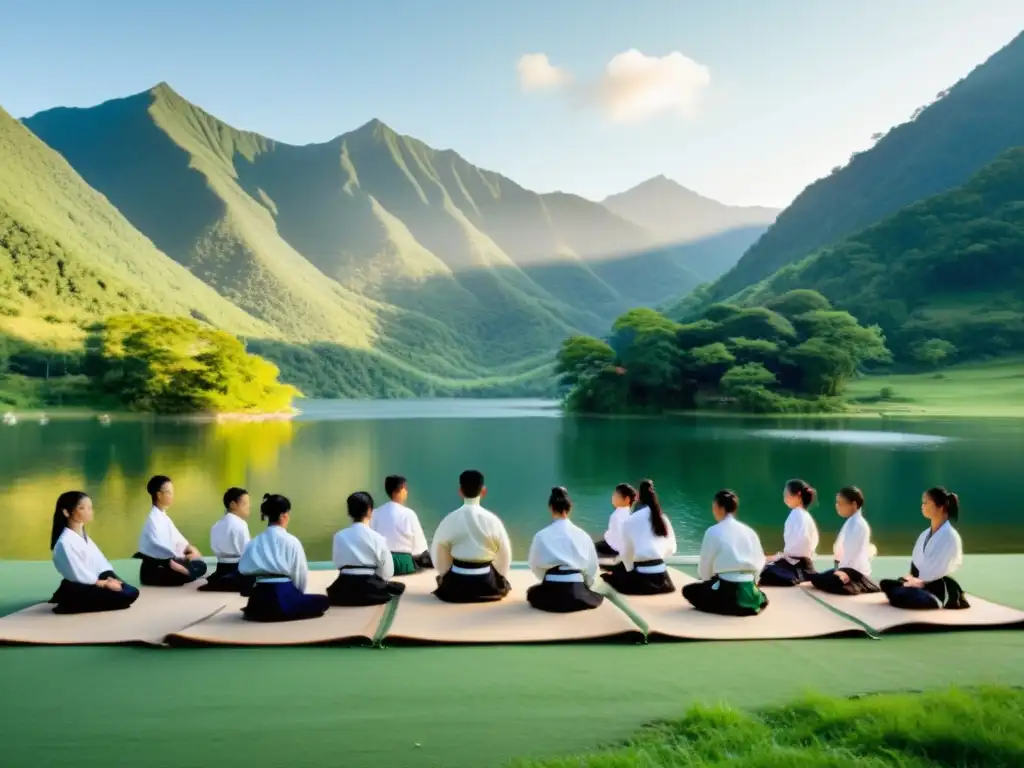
[610, 569, 867, 641]
[383, 569, 643, 644]
[805, 587, 1024, 634]
[0, 580, 226, 646]
[166, 570, 386, 646]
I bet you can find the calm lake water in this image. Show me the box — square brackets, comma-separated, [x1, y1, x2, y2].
[2, 399, 1022, 561]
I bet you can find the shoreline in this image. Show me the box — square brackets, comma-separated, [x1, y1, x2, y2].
[1, 407, 299, 423]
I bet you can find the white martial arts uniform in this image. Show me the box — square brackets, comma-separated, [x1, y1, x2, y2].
[430, 499, 512, 577]
[697, 515, 766, 583]
[528, 518, 599, 586]
[239, 525, 310, 592]
[370, 501, 429, 555]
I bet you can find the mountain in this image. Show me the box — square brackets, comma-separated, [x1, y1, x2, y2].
[22, 84, 703, 382]
[602, 175, 778, 244]
[700, 30, 1024, 304]
[0, 104, 270, 339]
[736, 147, 1024, 360]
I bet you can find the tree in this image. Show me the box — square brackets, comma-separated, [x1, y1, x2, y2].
[720, 363, 777, 394]
[555, 335, 615, 388]
[910, 338, 957, 368]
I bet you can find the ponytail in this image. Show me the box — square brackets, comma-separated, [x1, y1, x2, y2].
[925, 487, 960, 522]
[638, 479, 668, 538]
[51, 491, 88, 550]
[785, 479, 816, 509]
[261, 493, 291, 524]
[713, 489, 739, 515]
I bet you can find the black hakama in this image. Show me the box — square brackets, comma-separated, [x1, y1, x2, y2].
[681, 576, 768, 617]
[197, 561, 257, 593]
[594, 540, 619, 558]
[809, 563, 880, 596]
[241, 577, 330, 622]
[758, 556, 817, 587]
[599, 559, 675, 595]
[526, 567, 604, 613]
[48, 571, 140, 614]
[327, 565, 407, 606]
[433, 559, 511, 603]
[880, 565, 970, 611]
[135, 553, 209, 587]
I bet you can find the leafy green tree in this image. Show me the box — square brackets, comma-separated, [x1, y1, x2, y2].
[910, 338, 957, 368]
[555, 335, 615, 388]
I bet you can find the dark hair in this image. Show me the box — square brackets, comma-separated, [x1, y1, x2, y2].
[223, 487, 248, 510]
[614, 483, 637, 505]
[638, 479, 669, 538]
[260, 493, 291, 524]
[347, 491, 374, 521]
[459, 469, 485, 498]
[713, 489, 739, 515]
[548, 486, 572, 514]
[785, 479, 816, 509]
[384, 475, 407, 498]
[838, 486, 865, 509]
[925, 487, 960, 522]
[146, 475, 171, 501]
[50, 491, 89, 550]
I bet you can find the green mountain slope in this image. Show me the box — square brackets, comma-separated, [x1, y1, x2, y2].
[737, 147, 1024, 360]
[704, 30, 1024, 303]
[23, 85, 702, 377]
[0, 105, 271, 337]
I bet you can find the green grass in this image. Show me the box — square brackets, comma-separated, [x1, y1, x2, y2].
[845, 358, 1024, 417]
[515, 687, 1024, 767]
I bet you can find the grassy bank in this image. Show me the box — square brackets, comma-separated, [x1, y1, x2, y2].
[846, 358, 1024, 418]
[518, 686, 1024, 767]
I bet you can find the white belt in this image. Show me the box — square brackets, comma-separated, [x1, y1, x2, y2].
[450, 564, 492, 576]
[216, 556, 241, 564]
[254, 576, 290, 583]
[340, 567, 375, 576]
[544, 572, 585, 583]
[718, 572, 754, 583]
[635, 563, 667, 574]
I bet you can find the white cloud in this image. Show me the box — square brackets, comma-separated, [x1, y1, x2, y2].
[517, 49, 711, 123]
[516, 53, 572, 91]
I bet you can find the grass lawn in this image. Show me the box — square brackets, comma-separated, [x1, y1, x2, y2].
[517, 686, 1024, 767]
[846, 357, 1024, 418]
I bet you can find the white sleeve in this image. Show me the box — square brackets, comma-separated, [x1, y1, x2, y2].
[839, 521, 868, 570]
[620, 520, 636, 572]
[378, 537, 394, 581]
[430, 514, 454, 576]
[53, 541, 97, 584]
[410, 512, 429, 555]
[527, 533, 544, 581]
[582, 538, 599, 587]
[139, 516, 177, 560]
[663, 515, 677, 558]
[331, 532, 344, 569]
[292, 539, 309, 593]
[917, 529, 963, 583]
[697, 529, 715, 581]
[169, 519, 189, 556]
[230, 522, 250, 558]
[493, 519, 513, 578]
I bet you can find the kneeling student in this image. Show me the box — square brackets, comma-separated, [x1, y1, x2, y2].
[199, 487, 256, 593]
[809, 486, 880, 596]
[880, 487, 969, 610]
[526, 487, 603, 613]
[759, 479, 820, 587]
[239, 494, 330, 622]
[49, 491, 140, 614]
[370, 475, 432, 574]
[135, 475, 208, 586]
[327, 491, 407, 606]
[682, 490, 768, 616]
[600, 479, 676, 595]
[431, 469, 513, 603]
[594, 483, 636, 560]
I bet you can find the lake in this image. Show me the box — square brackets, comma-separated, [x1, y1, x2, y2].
[2, 399, 1022, 561]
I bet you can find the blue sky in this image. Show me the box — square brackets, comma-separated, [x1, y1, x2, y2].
[1, 0, 1022, 207]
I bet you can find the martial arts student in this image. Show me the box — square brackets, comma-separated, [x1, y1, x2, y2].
[526, 487, 603, 613]
[600, 479, 677, 595]
[809, 486, 881, 595]
[594, 483, 637, 560]
[198, 487, 255, 593]
[880, 487, 969, 610]
[759, 479, 820, 587]
[134, 475, 208, 586]
[327, 491, 407, 606]
[431, 469, 513, 603]
[49, 491, 140, 614]
[369, 475, 432, 574]
[238, 494, 330, 622]
[681, 490, 768, 616]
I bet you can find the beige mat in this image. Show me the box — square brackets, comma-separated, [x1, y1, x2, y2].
[612, 569, 867, 641]
[166, 570, 386, 646]
[805, 586, 1024, 635]
[383, 569, 643, 645]
[0, 580, 226, 646]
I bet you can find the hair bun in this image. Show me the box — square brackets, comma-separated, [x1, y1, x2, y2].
[551, 486, 567, 498]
